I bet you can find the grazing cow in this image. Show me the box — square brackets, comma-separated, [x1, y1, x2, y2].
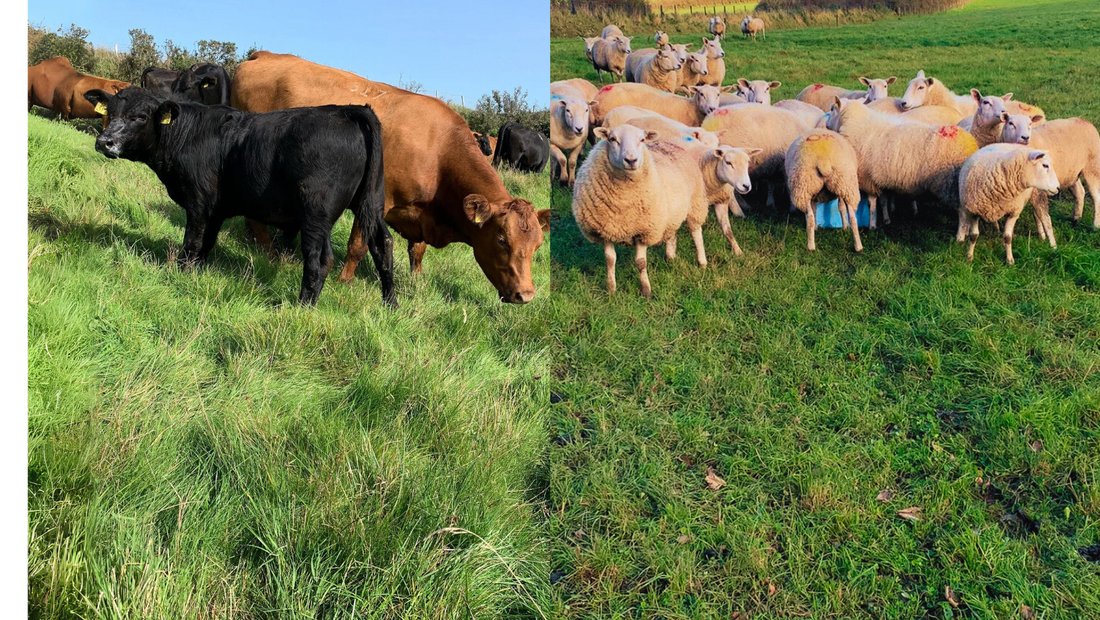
[472, 131, 498, 162]
[83, 87, 395, 307]
[493, 122, 550, 173]
[172, 63, 232, 105]
[141, 67, 179, 95]
[28, 57, 75, 112]
[29, 57, 129, 122]
[231, 51, 549, 304]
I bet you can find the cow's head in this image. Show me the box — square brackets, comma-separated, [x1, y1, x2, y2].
[472, 132, 493, 156]
[463, 195, 550, 304]
[173, 65, 220, 104]
[85, 87, 177, 161]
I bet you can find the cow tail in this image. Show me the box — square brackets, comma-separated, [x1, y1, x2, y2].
[352, 105, 385, 248]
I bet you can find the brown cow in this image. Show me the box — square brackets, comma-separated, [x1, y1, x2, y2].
[28, 57, 75, 112]
[29, 56, 130, 123]
[232, 51, 549, 303]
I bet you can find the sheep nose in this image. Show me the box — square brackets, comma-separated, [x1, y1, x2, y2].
[738, 183, 751, 193]
[1020, 136, 1030, 144]
[624, 157, 638, 168]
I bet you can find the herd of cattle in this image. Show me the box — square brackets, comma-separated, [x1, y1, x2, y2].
[28, 52, 552, 305]
[551, 24, 1100, 296]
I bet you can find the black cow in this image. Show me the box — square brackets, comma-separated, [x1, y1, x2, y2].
[172, 63, 232, 106]
[141, 67, 179, 95]
[492, 121, 549, 173]
[83, 87, 395, 306]
[473, 132, 493, 156]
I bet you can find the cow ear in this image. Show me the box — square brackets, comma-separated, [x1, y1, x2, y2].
[536, 209, 551, 233]
[463, 194, 494, 227]
[84, 89, 111, 116]
[200, 76, 218, 89]
[156, 100, 181, 126]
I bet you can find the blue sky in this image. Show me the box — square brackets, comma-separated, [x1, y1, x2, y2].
[28, 0, 548, 105]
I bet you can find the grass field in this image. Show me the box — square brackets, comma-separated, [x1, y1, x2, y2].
[548, 0, 1100, 617]
[27, 114, 552, 618]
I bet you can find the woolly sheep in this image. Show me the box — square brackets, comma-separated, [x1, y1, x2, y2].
[957, 90, 1009, 148]
[699, 37, 726, 87]
[572, 124, 759, 296]
[601, 25, 624, 39]
[785, 128, 864, 253]
[718, 92, 748, 107]
[899, 105, 967, 126]
[735, 79, 782, 106]
[678, 50, 710, 91]
[654, 31, 669, 47]
[774, 99, 826, 130]
[594, 82, 729, 126]
[797, 77, 897, 111]
[625, 115, 725, 148]
[582, 37, 600, 64]
[709, 17, 727, 38]
[900, 70, 978, 116]
[825, 97, 979, 228]
[957, 144, 1059, 264]
[625, 47, 683, 93]
[591, 36, 632, 83]
[600, 105, 661, 129]
[742, 16, 765, 40]
[1001, 115, 1100, 240]
[550, 85, 597, 188]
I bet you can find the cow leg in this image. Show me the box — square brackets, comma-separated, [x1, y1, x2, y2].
[299, 229, 332, 306]
[408, 242, 427, 274]
[181, 215, 223, 268]
[338, 217, 369, 283]
[367, 221, 398, 307]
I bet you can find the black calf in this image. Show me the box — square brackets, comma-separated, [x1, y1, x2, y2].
[492, 121, 549, 173]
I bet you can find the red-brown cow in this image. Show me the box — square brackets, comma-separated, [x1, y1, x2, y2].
[231, 51, 549, 304]
[28, 56, 129, 122]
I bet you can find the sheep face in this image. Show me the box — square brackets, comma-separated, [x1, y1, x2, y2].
[1026, 151, 1060, 195]
[614, 36, 632, 55]
[691, 85, 725, 116]
[701, 36, 724, 59]
[670, 44, 690, 64]
[595, 124, 657, 172]
[691, 129, 723, 148]
[737, 79, 781, 105]
[686, 52, 708, 76]
[970, 90, 1008, 127]
[556, 98, 591, 137]
[713, 147, 759, 194]
[583, 37, 600, 57]
[1002, 114, 1041, 145]
[859, 76, 896, 103]
[655, 47, 682, 72]
[901, 70, 934, 110]
[654, 31, 669, 47]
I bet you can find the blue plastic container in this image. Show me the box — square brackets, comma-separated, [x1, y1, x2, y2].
[814, 197, 871, 228]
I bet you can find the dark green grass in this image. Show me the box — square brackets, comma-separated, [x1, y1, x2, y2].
[547, 0, 1100, 617]
[27, 114, 552, 618]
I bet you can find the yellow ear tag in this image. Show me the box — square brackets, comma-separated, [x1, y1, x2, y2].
[202, 83, 210, 88]
[94, 102, 107, 115]
[160, 112, 173, 125]
[474, 215, 483, 223]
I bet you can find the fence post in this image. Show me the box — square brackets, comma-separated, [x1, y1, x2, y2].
[461, 95, 465, 107]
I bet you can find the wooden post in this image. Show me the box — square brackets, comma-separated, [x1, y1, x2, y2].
[461, 95, 465, 107]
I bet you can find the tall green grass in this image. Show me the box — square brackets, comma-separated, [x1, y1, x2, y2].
[27, 114, 552, 618]
[547, 0, 1100, 617]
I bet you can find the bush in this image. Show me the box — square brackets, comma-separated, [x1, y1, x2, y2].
[118, 29, 160, 84]
[455, 88, 550, 138]
[28, 24, 93, 72]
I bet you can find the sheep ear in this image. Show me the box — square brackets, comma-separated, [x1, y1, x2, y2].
[720, 85, 737, 93]
[737, 78, 749, 88]
[593, 127, 610, 140]
[833, 96, 843, 109]
[971, 88, 982, 102]
[859, 77, 870, 86]
[588, 99, 599, 107]
[916, 70, 925, 79]
[1031, 114, 1044, 124]
[886, 76, 897, 85]
[1028, 150, 1047, 161]
[769, 81, 781, 89]
[684, 85, 698, 95]
[926, 77, 936, 86]
[1002, 93, 1014, 101]
[745, 148, 764, 157]
[643, 130, 660, 142]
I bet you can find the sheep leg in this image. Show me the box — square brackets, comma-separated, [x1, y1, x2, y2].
[840, 200, 850, 230]
[732, 194, 748, 217]
[965, 213, 980, 262]
[690, 225, 707, 268]
[912, 199, 919, 216]
[955, 207, 970, 243]
[549, 144, 568, 187]
[567, 146, 583, 188]
[713, 202, 743, 256]
[1084, 171, 1100, 228]
[882, 196, 892, 225]
[868, 194, 879, 230]
[766, 182, 776, 209]
[1003, 214, 1021, 265]
[604, 242, 617, 294]
[804, 204, 817, 252]
[844, 198, 863, 253]
[635, 243, 652, 299]
[1033, 190, 1056, 248]
[665, 234, 678, 260]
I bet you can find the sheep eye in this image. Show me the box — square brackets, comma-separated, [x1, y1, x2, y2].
[1043, 163, 1050, 169]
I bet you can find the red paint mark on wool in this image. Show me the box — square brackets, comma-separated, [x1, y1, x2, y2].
[1018, 103, 1032, 112]
[600, 85, 615, 93]
[938, 125, 960, 139]
[715, 108, 730, 116]
[805, 133, 832, 142]
[812, 84, 825, 91]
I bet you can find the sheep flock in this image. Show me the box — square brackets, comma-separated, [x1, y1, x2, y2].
[554, 21, 1100, 296]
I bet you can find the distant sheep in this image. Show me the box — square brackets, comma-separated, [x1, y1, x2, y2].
[797, 77, 897, 111]
[591, 36, 633, 83]
[601, 25, 624, 39]
[624, 47, 682, 93]
[957, 144, 1059, 264]
[581, 37, 600, 64]
[572, 124, 758, 296]
[709, 17, 727, 38]
[1001, 115, 1100, 242]
[741, 16, 765, 40]
[654, 31, 669, 47]
[735, 78, 782, 106]
[826, 97, 978, 228]
[785, 129, 864, 252]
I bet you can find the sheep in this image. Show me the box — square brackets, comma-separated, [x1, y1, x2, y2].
[678, 50, 710, 91]
[654, 31, 669, 47]
[593, 83, 729, 127]
[572, 124, 758, 296]
[957, 144, 1060, 264]
[825, 97, 979, 228]
[899, 105, 967, 126]
[1001, 95, 1046, 126]
[1001, 114, 1100, 242]
[785, 128, 864, 253]
[581, 37, 600, 64]
[899, 70, 978, 117]
[624, 46, 682, 93]
[549, 86, 597, 188]
[591, 36, 632, 83]
[956, 90, 1009, 147]
[735, 78, 782, 106]
[741, 16, 765, 40]
[709, 17, 727, 38]
[774, 99, 826, 129]
[699, 37, 726, 87]
[601, 25, 624, 39]
[718, 93, 749, 107]
[600, 104, 661, 129]
[797, 77, 897, 111]
[625, 115, 725, 148]
[701, 104, 816, 214]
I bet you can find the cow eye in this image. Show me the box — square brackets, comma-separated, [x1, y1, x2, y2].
[497, 236, 507, 247]
[135, 114, 148, 122]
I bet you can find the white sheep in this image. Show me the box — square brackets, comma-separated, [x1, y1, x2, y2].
[654, 31, 669, 47]
[601, 25, 624, 39]
[709, 17, 726, 38]
[741, 16, 765, 40]
[1001, 114, 1100, 242]
[594, 82, 729, 126]
[550, 83, 597, 188]
[797, 78, 897, 111]
[899, 105, 967, 126]
[957, 144, 1059, 264]
[735, 78, 782, 106]
[825, 97, 979, 228]
[957, 90, 1009, 148]
[591, 36, 632, 83]
[699, 37, 726, 87]
[678, 50, 710, 91]
[624, 46, 682, 93]
[785, 128, 864, 253]
[625, 115, 725, 148]
[773, 99, 825, 128]
[581, 37, 600, 64]
[572, 124, 758, 296]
